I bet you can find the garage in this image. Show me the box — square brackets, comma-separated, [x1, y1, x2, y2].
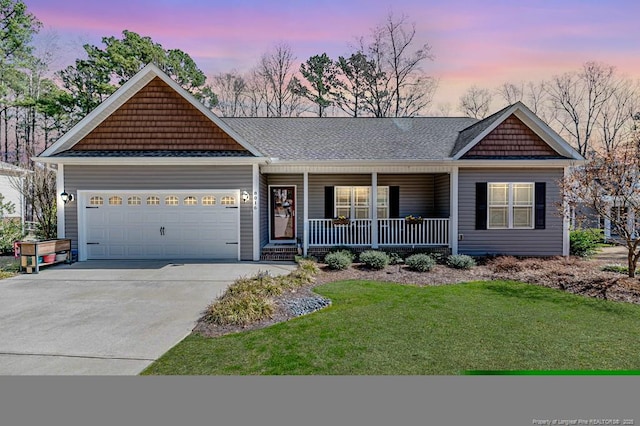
[79, 190, 240, 260]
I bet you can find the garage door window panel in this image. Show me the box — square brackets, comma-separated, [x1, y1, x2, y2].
[147, 196, 160, 205]
[90, 196, 104, 206]
[109, 196, 122, 205]
[184, 196, 198, 205]
[165, 196, 179, 206]
[128, 196, 141, 205]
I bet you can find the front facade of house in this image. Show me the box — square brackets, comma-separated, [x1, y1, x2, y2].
[36, 64, 583, 262]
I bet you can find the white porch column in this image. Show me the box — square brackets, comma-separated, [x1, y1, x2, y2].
[603, 203, 612, 242]
[450, 166, 459, 255]
[303, 171, 309, 256]
[371, 172, 378, 248]
[562, 166, 571, 255]
[56, 164, 65, 238]
[252, 164, 260, 261]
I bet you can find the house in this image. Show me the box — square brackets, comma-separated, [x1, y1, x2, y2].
[35, 64, 584, 262]
[0, 161, 28, 224]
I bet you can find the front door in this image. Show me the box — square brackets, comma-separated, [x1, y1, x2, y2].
[270, 186, 296, 240]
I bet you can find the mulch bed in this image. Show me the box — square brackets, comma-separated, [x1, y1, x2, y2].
[193, 255, 640, 338]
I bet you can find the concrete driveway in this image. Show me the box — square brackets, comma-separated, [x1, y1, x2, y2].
[0, 260, 295, 375]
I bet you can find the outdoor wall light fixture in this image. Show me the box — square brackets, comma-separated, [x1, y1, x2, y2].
[242, 190, 251, 203]
[60, 191, 74, 204]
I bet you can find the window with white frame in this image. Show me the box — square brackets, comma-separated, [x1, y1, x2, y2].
[335, 186, 389, 219]
[488, 183, 534, 229]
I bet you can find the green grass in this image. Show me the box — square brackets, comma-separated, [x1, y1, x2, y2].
[142, 280, 640, 375]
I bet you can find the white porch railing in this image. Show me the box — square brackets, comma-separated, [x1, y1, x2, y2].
[308, 219, 372, 246]
[378, 218, 449, 246]
[307, 218, 449, 247]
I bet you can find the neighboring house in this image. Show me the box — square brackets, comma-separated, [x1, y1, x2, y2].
[0, 161, 28, 224]
[34, 64, 584, 262]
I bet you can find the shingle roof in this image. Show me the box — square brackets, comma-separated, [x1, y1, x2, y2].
[450, 104, 513, 157]
[223, 117, 478, 161]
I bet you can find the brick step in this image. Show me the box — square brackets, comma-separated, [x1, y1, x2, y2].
[260, 246, 299, 261]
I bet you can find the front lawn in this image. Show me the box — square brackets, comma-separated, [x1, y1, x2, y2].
[142, 280, 640, 375]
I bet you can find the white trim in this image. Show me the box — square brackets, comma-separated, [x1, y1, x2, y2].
[33, 156, 267, 166]
[486, 182, 535, 230]
[56, 164, 65, 238]
[303, 172, 309, 256]
[261, 159, 581, 174]
[252, 164, 260, 261]
[268, 184, 297, 244]
[450, 166, 459, 255]
[452, 102, 584, 161]
[39, 63, 266, 158]
[371, 172, 378, 249]
[77, 189, 241, 261]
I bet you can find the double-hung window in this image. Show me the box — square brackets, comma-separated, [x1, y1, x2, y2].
[335, 186, 389, 219]
[488, 183, 534, 229]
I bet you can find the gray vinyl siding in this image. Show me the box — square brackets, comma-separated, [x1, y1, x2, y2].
[265, 174, 304, 242]
[458, 168, 564, 256]
[259, 172, 269, 248]
[433, 174, 450, 218]
[306, 173, 446, 219]
[378, 174, 435, 217]
[64, 165, 254, 260]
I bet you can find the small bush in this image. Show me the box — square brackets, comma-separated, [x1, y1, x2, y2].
[327, 246, 356, 261]
[225, 275, 283, 298]
[489, 256, 522, 273]
[447, 254, 476, 269]
[324, 251, 352, 270]
[204, 293, 275, 326]
[570, 228, 603, 257]
[359, 250, 390, 270]
[405, 254, 436, 272]
[297, 258, 320, 275]
[387, 252, 403, 265]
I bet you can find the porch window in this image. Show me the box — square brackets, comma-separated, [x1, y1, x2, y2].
[488, 182, 534, 229]
[334, 186, 389, 219]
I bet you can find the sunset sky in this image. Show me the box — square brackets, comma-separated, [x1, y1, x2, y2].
[26, 0, 640, 113]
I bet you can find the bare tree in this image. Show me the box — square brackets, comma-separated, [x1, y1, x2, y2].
[458, 86, 493, 119]
[546, 61, 627, 157]
[348, 13, 435, 117]
[210, 70, 246, 117]
[562, 140, 640, 277]
[496, 82, 523, 105]
[255, 43, 299, 117]
[380, 12, 435, 117]
[10, 164, 56, 239]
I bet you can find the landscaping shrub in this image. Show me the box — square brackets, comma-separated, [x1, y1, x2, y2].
[204, 293, 275, 326]
[387, 252, 403, 265]
[225, 274, 283, 297]
[405, 253, 436, 272]
[324, 251, 353, 270]
[359, 250, 390, 270]
[327, 246, 356, 261]
[570, 228, 604, 257]
[447, 254, 476, 269]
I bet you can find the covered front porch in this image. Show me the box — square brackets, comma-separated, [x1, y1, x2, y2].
[259, 165, 459, 259]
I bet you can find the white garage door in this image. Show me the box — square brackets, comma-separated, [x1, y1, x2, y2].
[81, 190, 240, 260]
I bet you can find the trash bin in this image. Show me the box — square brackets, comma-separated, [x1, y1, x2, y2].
[71, 249, 78, 262]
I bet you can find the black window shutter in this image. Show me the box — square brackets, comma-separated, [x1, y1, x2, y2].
[389, 186, 400, 218]
[475, 182, 487, 230]
[535, 182, 546, 229]
[324, 186, 335, 218]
